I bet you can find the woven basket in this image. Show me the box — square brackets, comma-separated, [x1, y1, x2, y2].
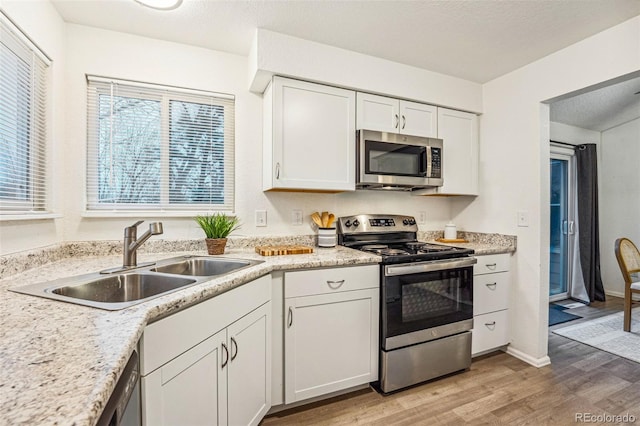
[205, 238, 228, 255]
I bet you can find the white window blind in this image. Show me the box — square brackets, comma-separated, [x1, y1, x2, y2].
[86, 76, 235, 213]
[0, 13, 49, 214]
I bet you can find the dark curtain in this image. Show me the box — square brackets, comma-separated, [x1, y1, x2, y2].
[575, 144, 606, 302]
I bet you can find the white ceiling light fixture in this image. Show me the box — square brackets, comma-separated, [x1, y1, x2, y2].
[134, 0, 183, 11]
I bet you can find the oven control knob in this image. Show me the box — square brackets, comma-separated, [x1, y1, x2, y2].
[344, 220, 351, 227]
[403, 219, 409, 225]
[352, 220, 360, 227]
[409, 219, 416, 225]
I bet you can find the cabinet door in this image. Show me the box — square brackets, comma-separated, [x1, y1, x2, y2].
[399, 100, 437, 138]
[271, 77, 355, 191]
[436, 107, 479, 195]
[142, 330, 228, 426]
[356, 92, 399, 133]
[284, 289, 379, 403]
[227, 303, 271, 426]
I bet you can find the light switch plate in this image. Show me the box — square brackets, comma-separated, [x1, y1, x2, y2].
[292, 209, 303, 225]
[517, 211, 529, 227]
[418, 211, 427, 225]
[255, 210, 267, 227]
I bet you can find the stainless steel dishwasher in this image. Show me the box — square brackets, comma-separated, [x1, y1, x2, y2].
[97, 350, 141, 426]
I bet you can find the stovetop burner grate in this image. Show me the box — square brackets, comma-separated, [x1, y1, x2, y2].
[338, 214, 474, 263]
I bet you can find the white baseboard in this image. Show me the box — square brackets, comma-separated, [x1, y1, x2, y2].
[606, 290, 625, 298]
[604, 290, 640, 301]
[506, 346, 551, 368]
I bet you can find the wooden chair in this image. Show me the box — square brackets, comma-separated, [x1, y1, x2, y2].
[614, 238, 640, 332]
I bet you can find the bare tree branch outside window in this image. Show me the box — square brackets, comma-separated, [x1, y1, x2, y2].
[169, 101, 224, 204]
[87, 78, 234, 212]
[98, 95, 161, 204]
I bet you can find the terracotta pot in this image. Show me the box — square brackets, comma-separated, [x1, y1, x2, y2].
[205, 238, 227, 255]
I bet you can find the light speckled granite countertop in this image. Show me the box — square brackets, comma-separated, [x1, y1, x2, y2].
[0, 246, 379, 426]
[0, 235, 515, 425]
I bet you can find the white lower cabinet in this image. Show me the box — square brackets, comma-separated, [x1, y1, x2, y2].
[142, 330, 227, 425]
[283, 265, 379, 404]
[472, 310, 510, 355]
[472, 254, 510, 356]
[227, 305, 271, 426]
[140, 275, 271, 426]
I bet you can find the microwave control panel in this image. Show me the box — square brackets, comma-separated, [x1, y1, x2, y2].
[430, 147, 442, 178]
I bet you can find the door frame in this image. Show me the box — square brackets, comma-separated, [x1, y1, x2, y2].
[549, 144, 577, 302]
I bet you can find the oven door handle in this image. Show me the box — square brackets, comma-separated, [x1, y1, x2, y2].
[385, 257, 477, 276]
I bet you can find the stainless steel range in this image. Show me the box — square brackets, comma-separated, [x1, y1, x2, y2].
[338, 214, 476, 393]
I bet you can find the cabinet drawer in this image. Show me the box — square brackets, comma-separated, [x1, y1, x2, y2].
[285, 265, 379, 298]
[474, 254, 510, 275]
[472, 310, 509, 355]
[474, 272, 509, 315]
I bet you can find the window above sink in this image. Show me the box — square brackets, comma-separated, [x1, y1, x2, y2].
[85, 76, 236, 215]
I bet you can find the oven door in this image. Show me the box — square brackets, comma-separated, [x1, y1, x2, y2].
[382, 257, 476, 350]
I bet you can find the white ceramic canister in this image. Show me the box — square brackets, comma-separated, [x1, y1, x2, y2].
[317, 227, 337, 247]
[444, 222, 457, 240]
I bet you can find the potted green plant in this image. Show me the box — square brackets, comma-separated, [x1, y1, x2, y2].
[195, 213, 241, 255]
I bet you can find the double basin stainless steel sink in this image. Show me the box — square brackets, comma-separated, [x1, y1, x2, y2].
[11, 256, 264, 310]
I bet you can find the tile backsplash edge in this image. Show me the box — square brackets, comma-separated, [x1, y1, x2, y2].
[1, 232, 515, 279]
[0, 235, 316, 279]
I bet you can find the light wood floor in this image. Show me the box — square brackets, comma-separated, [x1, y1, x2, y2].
[262, 297, 640, 425]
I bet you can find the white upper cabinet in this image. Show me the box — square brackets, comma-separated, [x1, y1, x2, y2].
[263, 77, 356, 192]
[399, 100, 438, 138]
[415, 107, 479, 196]
[356, 93, 437, 138]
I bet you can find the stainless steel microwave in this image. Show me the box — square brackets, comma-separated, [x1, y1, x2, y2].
[356, 130, 443, 190]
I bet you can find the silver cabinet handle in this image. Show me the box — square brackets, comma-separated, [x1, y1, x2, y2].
[485, 321, 496, 329]
[221, 342, 229, 368]
[276, 162, 280, 179]
[486, 282, 497, 290]
[230, 336, 238, 361]
[485, 263, 497, 270]
[394, 114, 399, 128]
[402, 115, 406, 129]
[327, 279, 345, 289]
[287, 307, 293, 328]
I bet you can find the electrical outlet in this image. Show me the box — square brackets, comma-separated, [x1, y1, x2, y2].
[292, 209, 303, 225]
[418, 211, 427, 225]
[517, 210, 529, 227]
[255, 210, 267, 227]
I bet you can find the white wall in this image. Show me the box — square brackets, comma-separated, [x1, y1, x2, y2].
[0, 1, 66, 255]
[550, 122, 600, 145]
[600, 118, 640, 298]
[249, 29, 483, 114]
[453, 16, 640, 365]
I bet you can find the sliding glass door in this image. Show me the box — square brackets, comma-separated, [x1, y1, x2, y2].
[550, 149, 576, 301]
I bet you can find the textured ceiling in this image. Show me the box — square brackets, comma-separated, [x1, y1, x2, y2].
[551, 76, 640, 132]
[48, 0, 640, 84]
